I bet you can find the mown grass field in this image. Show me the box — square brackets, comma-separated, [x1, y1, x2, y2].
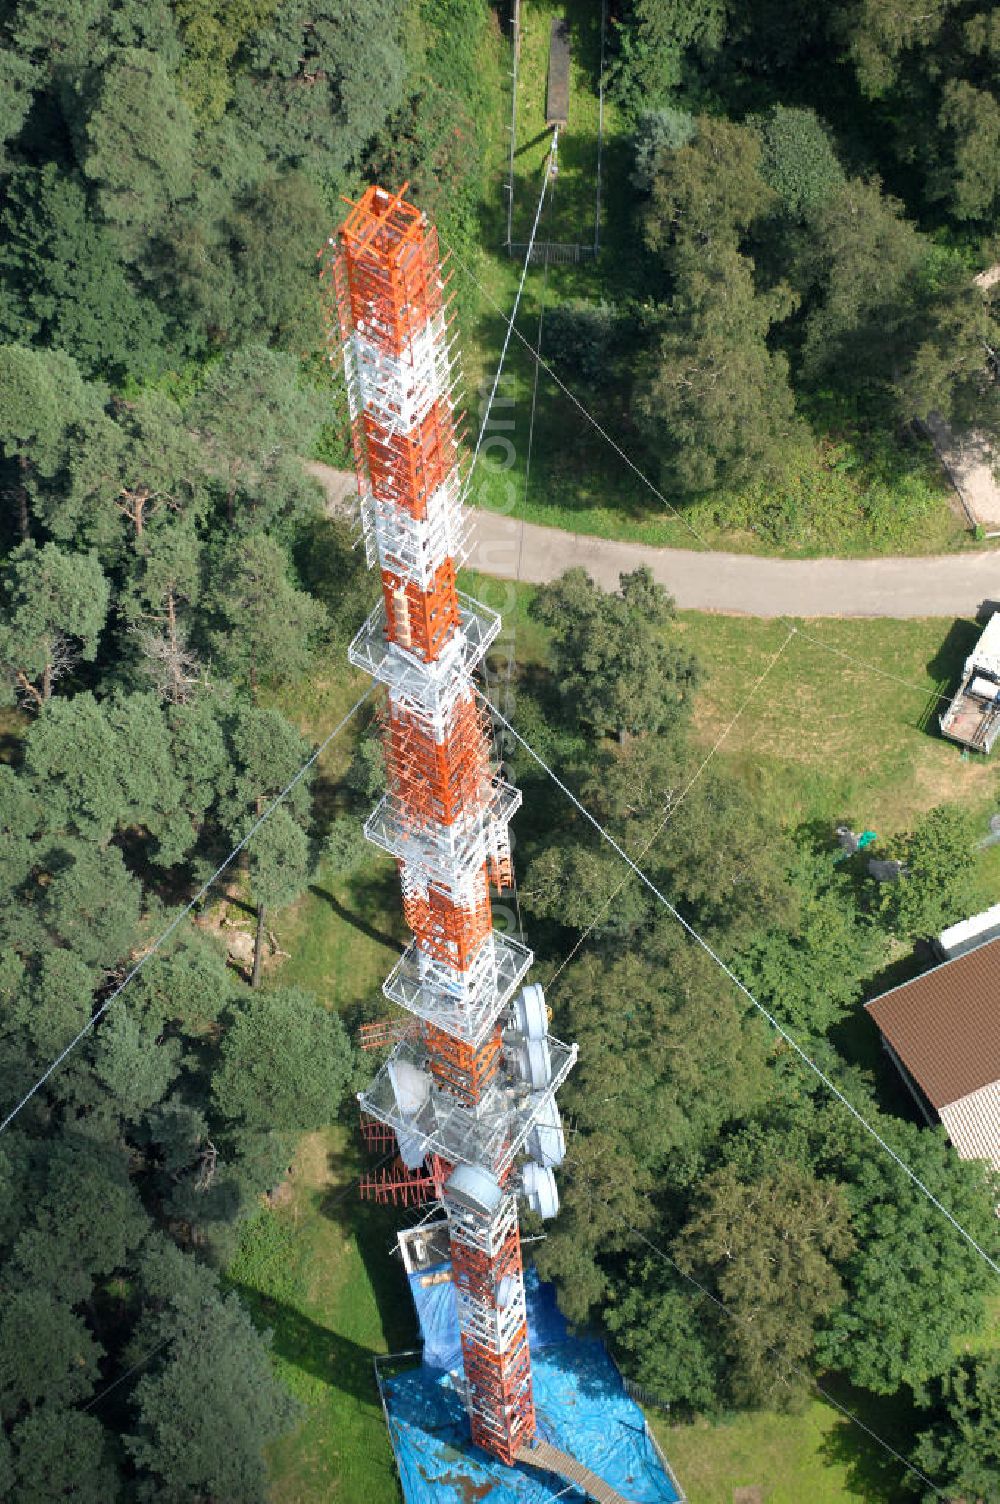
[228, 1127, 413, 1504]
[653, 1386, 916, 1504]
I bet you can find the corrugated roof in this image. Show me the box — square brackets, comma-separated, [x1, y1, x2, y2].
[865, 937, 1000, 1108]
[939, 1083, 1000, 1170]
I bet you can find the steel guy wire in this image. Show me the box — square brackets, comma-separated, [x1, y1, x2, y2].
[562, 1169, 948, 1500]
[544, 625, 797, 993]
[497, 174, 557, 951]
[0, 683, 376, 1135]
[440, 232, 709, 548]
[461, 129, 558, 507]
[477, 687, 1000, 1280]
[779, 616, 968, 709]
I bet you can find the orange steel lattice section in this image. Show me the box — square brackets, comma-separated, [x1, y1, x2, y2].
[421, 1021, 503, 1107]
[381, 557, 460, 662]
[363, 401, 459, 521]
[333, 186, 448, 357]
[384, 696, 492, 828]
[460, 1328, 534, 1463]
[400, 867, 493, 971]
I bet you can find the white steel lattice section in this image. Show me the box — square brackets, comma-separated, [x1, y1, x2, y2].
[383, 932, 534, 1046]
[364, 783, 522, 885]
[349, 315, 456, 433]
[361, 471, 470, 584]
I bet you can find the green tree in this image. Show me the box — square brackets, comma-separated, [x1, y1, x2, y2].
[89, 1008, 183, 1124]
[675, 1161, 854, 1406]
[0, 1288, 102, 1419]
[226, 171, 328, 351]
[893, 267, 1000, 432]
[0, 543, 109, 709]
[818, 1123, 997, 1395]
[0, 344, 103, 540]
[190, 344, 324, 524]
[753, 105, 845, 220]
[9, 1409, 119, 1504]
[639, 243, 801, 494]
[175, 0, 281, 122]
[645, 116, 775, 260]
[605, 1257, 721, 1412]
[41, 842, 143, 971]
[529, 566, 699, 737]
[122, 520, 206, 704]
[65, 391, 207, 556]
[912, 1352, 1000, 1503]
[247, 805, 310, 985]
[0, 165, 165, 381]
[0, 48, 38, 171]
[886, 803, 977, 940]
[213, 986, 352, 1131]
[797, 177, 923, 387]
[609, 0, 728, 121]
[630, 108, 696, 193]
[232, 0, 407, 178]
[933, 79, 1000, 221]
[835, 0, 957, 98]
[208, 532, 326, 697]
[737, 848, 884, 1036]
[9, 1136, 146, 1305]
[126, 1259, 298, 1503]
[83, 48, 197, 259]
[536, 928, 771, 1323]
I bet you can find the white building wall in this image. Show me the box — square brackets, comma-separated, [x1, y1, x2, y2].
[939, 1082, 1000, 1171]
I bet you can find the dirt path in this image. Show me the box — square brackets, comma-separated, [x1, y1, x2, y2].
[923, 263, 1000, 528]
[925, 413, 1000, 529]
[306, 462, 1000, 619]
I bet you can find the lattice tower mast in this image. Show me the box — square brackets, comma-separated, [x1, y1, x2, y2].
[323, 185, 575, 1467]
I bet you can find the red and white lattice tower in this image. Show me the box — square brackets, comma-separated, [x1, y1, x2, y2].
[323, 185, 576, 1467]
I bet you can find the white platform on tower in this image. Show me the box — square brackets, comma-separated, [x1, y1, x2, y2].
[359, 1033, 577, 1175]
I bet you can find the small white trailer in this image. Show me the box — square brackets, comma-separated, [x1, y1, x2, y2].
[940, 613, 1000, 753]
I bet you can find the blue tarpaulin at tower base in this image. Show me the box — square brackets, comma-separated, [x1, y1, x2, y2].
[408, 1263, 568, 1373]
[385, 1261, 682, 1503]
[381, 1338, 682, 1504]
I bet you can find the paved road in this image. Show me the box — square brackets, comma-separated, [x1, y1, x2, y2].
[306, 462, 1000, 619]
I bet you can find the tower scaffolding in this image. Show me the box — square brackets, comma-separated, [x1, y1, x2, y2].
[323, 183, 576, 1468]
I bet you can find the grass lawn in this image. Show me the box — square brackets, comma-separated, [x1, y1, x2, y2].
[227, 1127, 415, 1504]
[677, 611, 1000, 843]
[462, 573, 1000, 851]
[653, 1387, 917, 1504]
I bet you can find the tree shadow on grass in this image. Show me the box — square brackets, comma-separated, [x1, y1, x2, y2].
[320, 1135, 419, 1357]
[230, 1282, 389, 1407]
[815, 1375, 920, 1503]
[309, 884, 401, 952]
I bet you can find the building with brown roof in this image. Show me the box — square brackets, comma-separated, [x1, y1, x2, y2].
[866, 937, 1000, 1170]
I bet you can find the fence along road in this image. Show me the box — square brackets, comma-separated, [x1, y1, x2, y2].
[307, 462, 1000, 620]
